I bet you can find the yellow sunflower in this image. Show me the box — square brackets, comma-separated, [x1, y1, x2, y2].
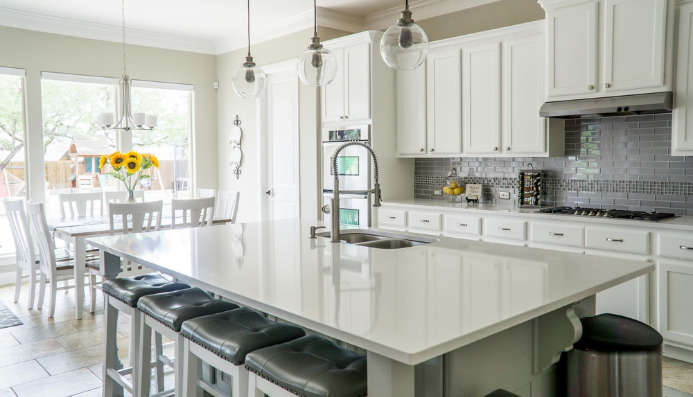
[143, 153, 159, 168]
[110, 152, 127, 170]
[125, 151, 142, 162]
[98, 155, 108, 170]
[124, 156, 142, 174]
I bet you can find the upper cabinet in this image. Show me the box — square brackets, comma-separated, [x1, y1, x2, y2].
[321, 42, 371, 123]
[673, 1, 693, 155]
[396, 22, 564, 158]
[540, 0, 674, 101]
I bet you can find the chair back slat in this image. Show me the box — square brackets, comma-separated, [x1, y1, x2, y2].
[58, 192, 104, 217]
[26, 203, 56, 279]
[2, 200, 35, 270]
[171, 197, 215, 229]
[217, 190, 240, 223]
[196, 188, 216, 199]
[108, 201, 163, 235]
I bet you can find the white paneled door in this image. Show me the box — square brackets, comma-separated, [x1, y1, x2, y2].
[263, 66, 300, 221]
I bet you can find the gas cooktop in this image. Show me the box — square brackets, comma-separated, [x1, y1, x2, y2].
[537, 206, 677, 222]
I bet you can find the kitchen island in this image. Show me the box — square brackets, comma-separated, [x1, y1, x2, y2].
[87, 218, 654, 397]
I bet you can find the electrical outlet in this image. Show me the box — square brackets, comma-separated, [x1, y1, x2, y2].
[499, 191, 511, 200]
[433, 189, 442, 196]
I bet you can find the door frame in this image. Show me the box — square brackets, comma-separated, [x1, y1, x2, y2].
[256, 58, 300, 221]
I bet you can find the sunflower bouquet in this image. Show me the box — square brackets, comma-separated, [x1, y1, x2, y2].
[99, 151, 159, 201]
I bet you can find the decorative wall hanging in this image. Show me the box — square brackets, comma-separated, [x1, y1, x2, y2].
[230, 115, 243, 179]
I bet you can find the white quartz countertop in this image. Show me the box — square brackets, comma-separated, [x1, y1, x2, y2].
[382, 198, 693, 231]
[86, 218, 653, 365]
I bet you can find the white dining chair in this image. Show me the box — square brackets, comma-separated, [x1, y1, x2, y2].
[103, 190, 145, 205]
[196, 188, 216, 199]
[26, 202, 98, 317]
[217, 190, 240, 223]
[171, 197, 215, 229]
[76, 175, 96, 192]
[58, 191, 104, 217]
[3, 199, 39, 309]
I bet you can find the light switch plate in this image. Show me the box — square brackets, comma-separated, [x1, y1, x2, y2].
[499, 191, 511, 200]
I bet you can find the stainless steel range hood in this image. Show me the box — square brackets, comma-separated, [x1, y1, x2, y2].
[539, 92, 673, 119]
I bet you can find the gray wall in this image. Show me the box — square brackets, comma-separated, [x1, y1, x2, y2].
[414, 113, 693, 215]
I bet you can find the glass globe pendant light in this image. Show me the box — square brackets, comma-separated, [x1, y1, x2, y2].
[297, 0, 337, 86]
[380, 0, 429, 70]
[233, 0, 266, 98]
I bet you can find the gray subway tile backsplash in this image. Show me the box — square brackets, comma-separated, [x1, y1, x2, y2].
[413, 113, 693, 212]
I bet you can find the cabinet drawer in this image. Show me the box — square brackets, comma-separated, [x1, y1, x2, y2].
[444, 215, 482, 236]
[659, 233, 693, 261]
[585, 227, 650, 255]
[408, 212, 442, 232]
[377, 209, 407, 228]
[485, 219, 526, 241]
[531, 223, 584, 248]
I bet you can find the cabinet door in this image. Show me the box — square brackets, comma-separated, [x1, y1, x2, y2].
[603, 0, 666, 92]
[344, 43, 371, 121]
[658, 259, 693, 347]
[463, 42, 501, 155]
[673, 2, 693, 155]
[321, 47, 345, 123]
[546, 1, 598, 98]
[503, 35, 546, 155]
[426, 50, 463, 155]
[396, 66, 427, 155]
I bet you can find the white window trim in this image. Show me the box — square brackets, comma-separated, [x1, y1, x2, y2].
[132, 80, 194, 92]
[41, 72, 119, 86]
[0, 67, 25, 77]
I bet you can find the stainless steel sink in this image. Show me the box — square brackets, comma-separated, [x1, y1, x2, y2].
[316, 230, 436, 249]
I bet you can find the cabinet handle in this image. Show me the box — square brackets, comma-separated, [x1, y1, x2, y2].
[345, 115, 349, 119]
[605, 83, 611, 89]
[680, 245, 693, 250]
[419, 219, 430, 223]
[588, 85, 594, 90]
[430, 148, 435, 152]
[606, 238, 623, 242]
[499, 227, 511, 231]
[339, 116, 344, 119]
[549, 232, 564, 236]
[420, 148, 425, 152]
[507, 147, 511, 151]
[387, 216, 396, 219]
[494, 147, 498, 151]
[457, 223, 468, 227]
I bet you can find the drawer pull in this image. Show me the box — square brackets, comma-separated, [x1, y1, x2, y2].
[419, 219, 430, 223]
[499, 227, 511, 231]
[457, 223, 468, 227]
[549, 232, 564, 236]
[387, 216, 396, 220]
[606, 238, 624, 242]
[680, 245, 693, 250]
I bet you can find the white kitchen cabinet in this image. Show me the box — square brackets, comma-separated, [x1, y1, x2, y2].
[502, 34, 547, 155]
[658, 259, 693, 347]
[396, 66, 427, 156]
[544, 0, 598, 98]
[463, 42, 502, 155]
[426, 49, 463, 155]
[603, 0, 667, 92]
[673, 1, 693, 156]
[321, 43, 370, 123]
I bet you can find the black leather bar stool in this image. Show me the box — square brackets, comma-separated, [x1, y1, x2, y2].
[180, 307, 307, 397]
[245, 334, 368, 397]
[101, 274, 190, 397]
[136, 288, 240, 397]
[484, 390, 521, 397]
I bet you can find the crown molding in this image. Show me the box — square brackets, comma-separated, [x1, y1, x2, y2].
[0, 6, 217, 54]
[365, 0, 503, 30]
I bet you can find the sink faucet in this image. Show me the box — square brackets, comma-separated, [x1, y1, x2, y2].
[331, 141, 381, 243]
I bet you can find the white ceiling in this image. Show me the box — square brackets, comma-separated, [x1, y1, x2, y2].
[0, 0, 500, 54]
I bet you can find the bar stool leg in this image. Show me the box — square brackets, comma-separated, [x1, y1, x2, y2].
[154, 332, 165, 392]
[247, 373, 265, 397]
[136, 311, 152, 397]
[233, 366, 250, 397]
[182, 339, 203, 397]
[103, 296, 124, 397]
[175, 333, 186, 397]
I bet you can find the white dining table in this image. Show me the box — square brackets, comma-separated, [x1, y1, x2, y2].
[47, 213, 232, 319]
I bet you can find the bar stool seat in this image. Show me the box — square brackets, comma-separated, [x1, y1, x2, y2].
[485, 390, 521, 397]
[245, 334, 367, 397]
[101, 275, 190, 397]
[181, 307, 306, 365]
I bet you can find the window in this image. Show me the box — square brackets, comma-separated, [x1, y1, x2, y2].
[41, 74, 117, 211]
[0, 68, 27, 258]
[131, 82, 193, 197]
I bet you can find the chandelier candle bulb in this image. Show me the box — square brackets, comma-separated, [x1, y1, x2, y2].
[132, 113, 146, 127]
[145, 115, 157, 128]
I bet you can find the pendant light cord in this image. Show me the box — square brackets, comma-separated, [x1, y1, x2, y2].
[405, 0, 409, 10]
[122, 0, 127, 75]
[314, 0, 317, 36]
[247, 0, 251, 57]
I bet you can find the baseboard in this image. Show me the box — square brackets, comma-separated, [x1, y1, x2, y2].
[664, 343, 693, 364]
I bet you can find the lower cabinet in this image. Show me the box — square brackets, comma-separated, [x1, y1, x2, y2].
[658, 259, 693, 347]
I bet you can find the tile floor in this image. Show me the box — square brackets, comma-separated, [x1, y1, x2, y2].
[0, 281, 690, 396]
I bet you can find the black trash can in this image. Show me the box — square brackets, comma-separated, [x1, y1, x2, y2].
[567, 313, 663, 397]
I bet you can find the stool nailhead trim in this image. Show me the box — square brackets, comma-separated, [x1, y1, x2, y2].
[245, 365, 368, 397]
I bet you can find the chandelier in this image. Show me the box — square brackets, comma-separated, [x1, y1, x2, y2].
[97, 0, 157, 131]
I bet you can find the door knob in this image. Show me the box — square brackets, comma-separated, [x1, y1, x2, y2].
[266, 189, 273, 197]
